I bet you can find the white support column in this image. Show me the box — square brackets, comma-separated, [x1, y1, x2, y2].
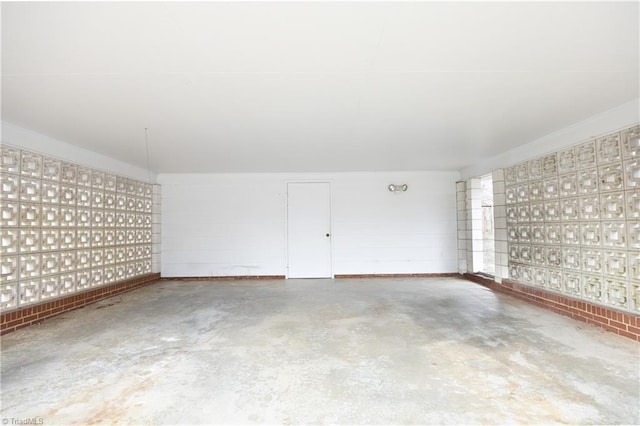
[456, 181, 467, 274]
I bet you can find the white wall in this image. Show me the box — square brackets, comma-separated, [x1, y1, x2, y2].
[1, 121, 156, 183]
[460, 98, 640, 180]
[158, 171, 459, 277]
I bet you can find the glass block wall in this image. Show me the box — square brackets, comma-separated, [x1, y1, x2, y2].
[504, 125, 640, 313]
[0, 146, 154, 311]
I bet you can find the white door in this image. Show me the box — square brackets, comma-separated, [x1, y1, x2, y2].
[287, 182, 332, 278]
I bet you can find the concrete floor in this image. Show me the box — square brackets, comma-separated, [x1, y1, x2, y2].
[1, 277, 639, 425]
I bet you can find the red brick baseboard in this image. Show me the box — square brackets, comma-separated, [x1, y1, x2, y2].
[0, 273, 161, 335]
[335, 273, 460, 279]
[464, 273, 640, 342]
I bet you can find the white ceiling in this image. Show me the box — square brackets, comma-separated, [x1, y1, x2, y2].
[2, 1, 638, 173]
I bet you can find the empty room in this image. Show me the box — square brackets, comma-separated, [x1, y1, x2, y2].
[1, 1, 639, 425]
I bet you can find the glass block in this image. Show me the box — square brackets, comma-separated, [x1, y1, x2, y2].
[91, 268, 104, 287]
[136, 182, 145, 197]
[144, 184, 153, 198]
[1, 256, 19, 282]
[1, 201, 19, 227]
[517, 204, 530, 223]
[143, 199, 152, 213]
[19, 203, 40, 227]
[506, 206, 518, 223]
[602, 221, 627, 249]
[116, 176, 127, 193]
[19, 177, 41, 203]
[560, 198, 579, 221]
[621, 125, 640, 159]
[518, 225, 531, 243]
[104, 248, 116, 265]
[578, 195, 599, 221]
[630, 252, 640, 282]
[126, 180, 136, 195]
[77, 270, 91, 290]
[104, 230, 116, 247]
[19, 229, 40, 253]
[605, 279, 628, 309]
[583, 275, 603, 302]
[60, 228, 76, 250]
[582, 250, 603, 274]
[41, 181, 60, 204]
[542, 154, 557, 177]
[19, 253, 41, 279]
[509, 245, 521, 262]
[116, 194, 127, 210]
[1, 147, 21, 174]
[77, 208, 91, 227]
[91, 190, 104, 209]
[135, 214, 145, 228]
[91, 249, 104, 267]
[142, 245, 151, 259]
[0, 173, 20, 200]
[20, 152, 42, 178]
[1, 282, 18, 310]
[603, 250, 627, 279]
[558, 148, 576, 174]
[77, 249, 91, 270]
[545, 224, 561, 245]
[580, 222, 601, 247]
[506, 187, 517, 205]
[60, 185, 76, 205]
[77, 167, 92, 187]
[41, 275, 60, 300]
[558, 173, 577, 197]
[507, 225, 518, 243]
[125, 245, 136, 260]
[543, 200, 560, 221]
[547, 268, 562, 291]
[92, 210, 104, 227]
[516, 184, 529, 203]
[515, 163, 528, 182]
[561, 247, 581, 270]
[561, 223, 580, 246]
[505, 167, 517, 186]
[135, 198, 145, 212]
[41, 229, 60, 251]
[126, 196, 137, 212]
[561, 272, 581, 296]
[531, 225, 545, 244]
[629, 222, 640, 251]
[59, 273, 76, 295]
[577, 167, 599, 194]
[600, 192, 625, 220]
[20, 279, 41, 305]
[135, 245, 144, 259]
[530, 267, 545, 287]
[575, 141, 597, 170]
[116, 230, 127, 246]
[104, 211, 116, 228]
[542, 177, 559, 199]
[42, 205, 61, 227]
[115, 264, 126, 281]
[531, 245, 546, 266]
[77, 188, 91, 207]
[91, 171, 105, 189]
[91, 229, 104, 247]
[104, 266, 116, 284]
[77, 229, 91, 249]
[60, 207, 76, 227]
[596, 133, 622, 164]
[547, 247, 562, 268]
[125, 262, 136, 278]
[115, 246, 126, 263]
[626, 189, 640, 220]
[41, 252, 61, 276]
[599, 163, 624, 192]
[126, 230, 136, 244]
[631, 283, 640, 313]
[528, 159, 542, 180]
[104, 192, 116, 210]
[528, 181, 544, 201]
[143, 214, 152, 228]
[104, 174, 117, 192]
[60, 251, 77, 272]
[520, 246, 532, 264]
[61, 163, 77, 184]
[42, 158, 61, 181]
[126, 213, 136, 228]
[623, 158, 640, 189]
[1, 228, 19, 255]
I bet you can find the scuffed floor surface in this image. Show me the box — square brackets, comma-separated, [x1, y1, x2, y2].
[1, 277, 639, 425]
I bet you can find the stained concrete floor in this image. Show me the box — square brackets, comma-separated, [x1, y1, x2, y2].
[1, 277, 639, 425]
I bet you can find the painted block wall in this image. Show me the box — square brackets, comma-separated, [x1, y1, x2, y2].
[158, 171, 459, 277]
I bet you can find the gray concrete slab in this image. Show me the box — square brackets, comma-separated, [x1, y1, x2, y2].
[1, 277, 638, 425]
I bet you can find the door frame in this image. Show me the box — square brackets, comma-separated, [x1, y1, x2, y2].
[285, 180, 334, 279]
